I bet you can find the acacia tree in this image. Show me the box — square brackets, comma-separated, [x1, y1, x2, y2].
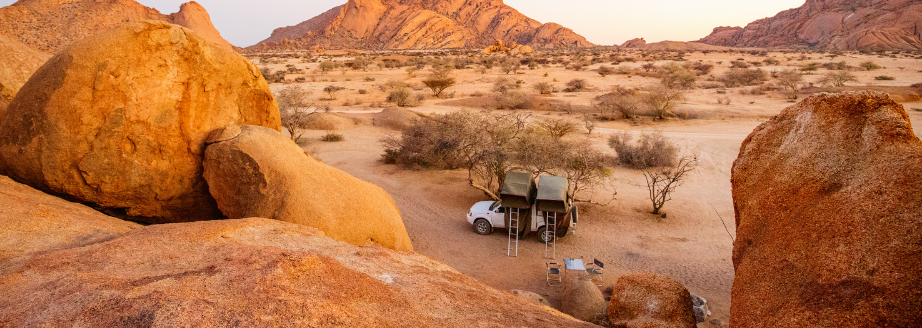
[275, 85, 316, 142]
[776, 69, 804, 99]
[819, 71, 858, 87]
[644, 85, 685, 119]
[643, 154, 698, 215]
[422, 66, 456, 97]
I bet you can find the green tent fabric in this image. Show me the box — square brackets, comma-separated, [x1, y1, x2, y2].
[500, 172, 535, 209]
[536, 175, 569, 213]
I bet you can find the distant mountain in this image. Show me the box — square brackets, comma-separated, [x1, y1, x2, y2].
[697, 0, 922, 51]
[248, 0, 593, 51]
[0, 0, 233, 53]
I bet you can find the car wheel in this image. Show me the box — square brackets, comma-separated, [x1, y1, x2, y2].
[473, 219, 492, 235]
[538, 226, 555, 243]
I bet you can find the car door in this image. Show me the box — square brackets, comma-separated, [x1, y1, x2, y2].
[492, 205, 506, 228]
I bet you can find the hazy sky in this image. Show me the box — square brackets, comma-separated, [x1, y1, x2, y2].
[0, 0, 806, 47]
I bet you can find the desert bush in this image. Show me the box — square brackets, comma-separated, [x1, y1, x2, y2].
[718, 68, 768, 87]
[319, 61, 335, 74]
[687, 62, 714, 75]
[358, 89, 368, 94]
[800, 62, 819, 72]
[763, 58, 781, 66]
[730, 60, 750, 69]
[717, 95, 731, 105]
[658, 62, 697, 89]
[387, 87, 422, 107]
[607, 131, 678, 169]
[422, 66, 456, 97]
[320, 132, 345, 142]
[501, 57, 521, 74]
[860, 61, 882, 70]
[819, 71, 858, 87]
[533, 82, 555, 95]
[598, 66, 615, 77]
[594, 86, 640, 119]
[493, 77, 520, 95]
[643, 85, 685, 119]
[821, 61, 851, 70]
[564, 79, 590, 92]
[260, 67, 285, 83]
[874, 76, 895, 81]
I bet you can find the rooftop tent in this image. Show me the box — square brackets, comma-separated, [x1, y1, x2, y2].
[500, 171, 536, 209]
[536, 175, 570, 214]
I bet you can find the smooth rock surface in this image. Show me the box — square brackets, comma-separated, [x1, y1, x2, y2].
[730, 91, 922, 327]
[0, 218, 595, 327]
[0, 21, 280, 223]
[0, 175, 139, 264]
[562, 276, 606, 324]
[202, 125, 413, 251]
[607, 273, 696, 328]
[0, 34, 49, 114]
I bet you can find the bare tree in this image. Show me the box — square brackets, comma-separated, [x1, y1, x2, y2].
[583, 113, 597, 135]
[643, 154, 698, 215]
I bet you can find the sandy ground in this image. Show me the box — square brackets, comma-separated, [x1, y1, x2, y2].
[257, 50, 922, 326]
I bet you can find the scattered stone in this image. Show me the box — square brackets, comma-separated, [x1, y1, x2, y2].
[690, 294, 711, 323]
[731, 91, 922, 326]
[202, 125, 413, 251]
[607, 272, 696, 328]
[0, 21, 280, 223]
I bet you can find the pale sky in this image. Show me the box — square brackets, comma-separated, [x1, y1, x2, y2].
[0, 0, 806, 47]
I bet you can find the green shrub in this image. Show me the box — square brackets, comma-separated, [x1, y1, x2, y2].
[860, 61, 882, 70]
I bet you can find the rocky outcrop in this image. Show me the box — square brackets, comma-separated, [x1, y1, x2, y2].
[249, 0, 593, 51]
[0, 217, 596, 327]
[698, 0, 922, 50]
[730, 92, 922, 326]
[0, 34, 50, 117]
[0, 175, 139, 263]
[0, 0, 233, 53]
[0, 22, 280, 223]
[607, 273, 696, 328]
[202, 125, 413, 251]
[621, 38, 647, 48]
[483, 40, 534, 54]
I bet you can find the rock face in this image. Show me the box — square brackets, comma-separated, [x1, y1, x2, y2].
[561, 277, 606, 323]
[0, 34, 50, 117]
[0, 0, 233, 53]
[621, 38, 647, 48]
[607, 273, 696, 328]
[202, 125, 413, 251]
[0, 217, 595, 327]
[730, 92, 922, 326]
[697, 0, 922, 50]
[249, 0, 593, 51]
[0, 22, 280, 223]
[0, 175, 139, 263]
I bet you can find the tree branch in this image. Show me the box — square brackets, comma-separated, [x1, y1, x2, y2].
[469, 181, 501, 201]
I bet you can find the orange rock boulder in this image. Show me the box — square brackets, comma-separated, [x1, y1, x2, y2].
[0, 21, 280, 223]
[607, 273, 696, 328]
[0, 34, 49, 118]
[202, 125, 413, 251]
[730, 92, 922, 326]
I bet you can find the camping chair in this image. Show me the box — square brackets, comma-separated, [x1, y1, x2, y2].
[585, 259, 604, 287]
[546, 262, 562, 287]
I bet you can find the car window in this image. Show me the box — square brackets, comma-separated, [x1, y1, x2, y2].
[496, 206, 505, 213]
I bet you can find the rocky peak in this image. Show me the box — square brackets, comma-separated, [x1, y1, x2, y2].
[697, 0, 922, 50]
[248, 0, 592, 51]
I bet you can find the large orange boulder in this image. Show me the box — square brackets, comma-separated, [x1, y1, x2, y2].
[0, 21, 280, 223]
[202, 125, 413, 251]
[606, 273, 696, 328]
[0, 218, 594, 327]
[562, 276, 606, 323]
[730, 92, 922, 326]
